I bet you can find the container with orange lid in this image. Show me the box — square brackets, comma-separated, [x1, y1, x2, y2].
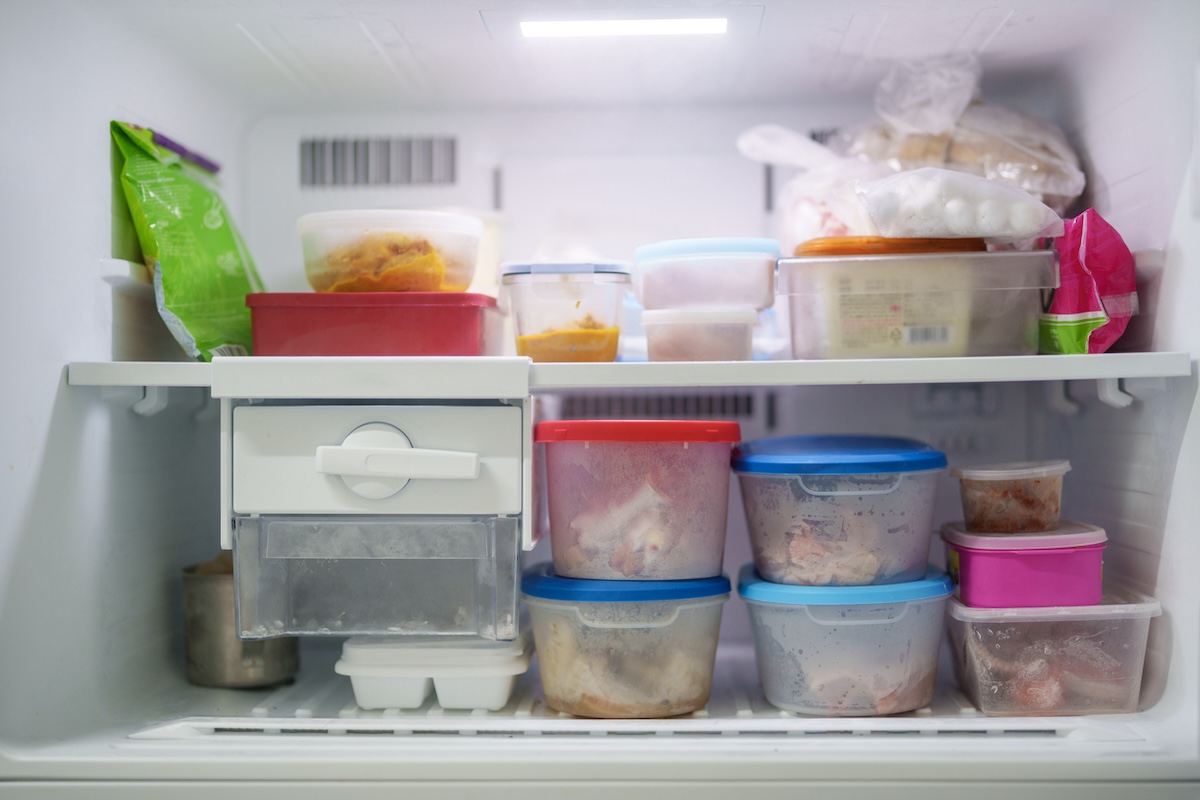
[778, 237, 1057, 359]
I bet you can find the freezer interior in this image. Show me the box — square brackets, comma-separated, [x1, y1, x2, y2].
[2, 0, 1200, 792]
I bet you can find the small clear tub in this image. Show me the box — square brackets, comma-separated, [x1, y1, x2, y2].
[522, 565, 729, 718]
[501, 262, 631, 362]
[739, 564, 953, 716]
[642, 307, 757, 361]
[952, 460, 1071, 533]
[633, 237, 780, 310]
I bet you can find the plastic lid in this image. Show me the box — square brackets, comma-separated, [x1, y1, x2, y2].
[246, 292, 498, 309]
[951, 459, 1071, 481]
[499, 261, 631, 277]
[947, 591, 1161, 623]
[737, 564, 952, 605]
[795, 236, 987, 256]
[521, 564, 731, 602]
[634, 237, 782, 262]
[535, 419, 741, 444]
[641, 308, 759, 325]
[732, 435, 947, 475]
[297, 209, 484, 237]
[941, 520, 1106, 550]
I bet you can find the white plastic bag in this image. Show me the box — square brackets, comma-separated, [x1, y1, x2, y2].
[874, 54, 982, 136]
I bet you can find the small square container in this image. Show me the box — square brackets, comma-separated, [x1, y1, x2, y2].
[777, 249, 1057, 359]
[297, 210, 484, 293]
[941, 520, 1105, 608]
[522, 565, 729, 718]
[633, 237, 781, 310]
[945, 590, 1161, 716]
[536, 420, 742, 580]
[739, 565, 953, 716]
[500, 262, 631, 362]
[334, 628, 532, 711]
[642, 307, 757, 361]
[953, 460, 1071, 533]
[732, 435, 947, 586]
[246, 292, 502, 356]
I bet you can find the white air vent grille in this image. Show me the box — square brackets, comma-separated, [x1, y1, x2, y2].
[300, 136, 457, 187]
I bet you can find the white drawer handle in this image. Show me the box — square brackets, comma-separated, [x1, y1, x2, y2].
[315, 422, 480, 500]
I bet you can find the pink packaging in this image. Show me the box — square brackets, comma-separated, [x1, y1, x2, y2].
[941, 520, 1105, 608]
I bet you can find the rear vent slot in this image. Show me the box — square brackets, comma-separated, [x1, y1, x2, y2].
[300, 136, 457, 187]
[558, 392, 759, 421]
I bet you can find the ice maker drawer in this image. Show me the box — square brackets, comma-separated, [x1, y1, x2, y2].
[232, 405, 522, 515]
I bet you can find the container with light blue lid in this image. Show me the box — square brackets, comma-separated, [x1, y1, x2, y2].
[633, 237, 781, 311]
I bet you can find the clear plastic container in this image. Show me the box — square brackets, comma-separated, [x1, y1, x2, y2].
[334, 628, 532, 710]
[642, 307, 757, 361]
[739, 565, 953, 716]
[535, 419, 741, 580]
[732, 435, 947, 586]
[633, 237, 781, 310]
[522, 566, 729, 718]
[941, 520, 1105, 608]
[297, 210, 484, 293]
[952, 459, 1071, 533]
[500, 262, 631, 362]
[945, 590, 1161, 716]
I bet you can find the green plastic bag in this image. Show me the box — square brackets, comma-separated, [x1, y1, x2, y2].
[111, 121, 264, 360]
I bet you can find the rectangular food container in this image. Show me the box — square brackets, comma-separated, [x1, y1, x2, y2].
[536, 419, 741, 580]
[952, 460, 1071, 533]
[739, 564, 953, 716]
[641, 307, 758, 361]
[246, 292, 502, 356]
[522, 565, 729, 718]
[232, 515, 519, 640]
[500, 262, 631, 362]
[633, 237, 780, 310]
[777, 249, 1057, 359]
[732, 435, 946, 586]
[334, 629, 532, 711]
[946, 590, 1161, 716]
[941, 520, 1105, 608]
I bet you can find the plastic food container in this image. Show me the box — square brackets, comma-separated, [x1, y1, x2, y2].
[952, 460, 1071, 533]
[246, 292, 502, 356]
[642, 307, 757, 361]
[500, 262, 631, 362]
[942, 520, 1105, 608]
[536, 419, 742, 580]
[633, 237, 781, 310]
[739, 564, 952, 716]
[522, 565, 729, 718]
[298, 210, 484, 293]
[732, 435, 947, 586]
[334, 629, 532, 711]
[777, 248, 1057, 359]
[945, 590, 1161, 716]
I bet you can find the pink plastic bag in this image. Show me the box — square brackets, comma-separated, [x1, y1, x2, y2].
[1039, 210, 1138, 354]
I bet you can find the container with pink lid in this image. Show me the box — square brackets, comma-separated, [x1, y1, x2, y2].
[941, 520, 1106, 608]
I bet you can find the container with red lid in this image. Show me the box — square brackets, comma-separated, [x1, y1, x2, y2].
[941, 520, 1106, 608]
[246, 292, 502, 357]
[535, 419, 742, 581]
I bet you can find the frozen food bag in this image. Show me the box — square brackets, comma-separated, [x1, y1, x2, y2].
[873, 53, 982, 136]
[111, 121, 264, 360]
[1039, 209, 1138, 354]
[855, 167, 1064, 243]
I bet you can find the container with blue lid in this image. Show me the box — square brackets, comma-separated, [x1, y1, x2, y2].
[521, 564, 729, 719]
[732, 435, 947, 586]
[738, 563, 953, 717]
[633, 236, 781, 311]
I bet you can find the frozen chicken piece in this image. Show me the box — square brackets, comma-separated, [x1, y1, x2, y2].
[569, 481, 675, 578]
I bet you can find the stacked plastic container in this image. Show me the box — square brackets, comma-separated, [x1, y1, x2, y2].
[523, 419, 740, 717]
[941, 460, 1162, 716]
[731, 435, 954, 716]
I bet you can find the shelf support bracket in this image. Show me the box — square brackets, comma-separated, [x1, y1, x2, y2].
[131, 385, 168, 417]
[1044, 381, 1080, 416]
[1097, 377, 1134, 409]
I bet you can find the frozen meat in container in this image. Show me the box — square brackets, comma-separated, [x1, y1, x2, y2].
[952, 459, 1072, 533]
[641, 307, 758, 362]
[633, 237, 781, 310]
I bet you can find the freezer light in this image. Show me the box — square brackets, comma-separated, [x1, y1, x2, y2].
[520, 18, 728, 38]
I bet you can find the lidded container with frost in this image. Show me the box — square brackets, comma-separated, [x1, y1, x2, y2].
[641, 307, 758, 362]
[522, 565, 729, 718]
[535, 419, 741, 580]
[952, 459, 1071, 533]
[633, 237, 780, 310]
[500, 262, 631, 362]
[739, 564, 953, 716]
[732, 435, 947, 586]
[297, 210, 484, 293]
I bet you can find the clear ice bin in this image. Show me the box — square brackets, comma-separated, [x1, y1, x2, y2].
[233, 515, 520, 640]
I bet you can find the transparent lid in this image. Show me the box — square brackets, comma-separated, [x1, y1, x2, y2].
[634, 237, 781, 262]
[500, 261, 631, 277]
[641, 308, 759, 325]
[951, 459, 1071, 481]
[339, 626, 528, 667]
[296, 209, 484, 237]
[947, 590, 1161, 623]
[941, 520, 1105, 550]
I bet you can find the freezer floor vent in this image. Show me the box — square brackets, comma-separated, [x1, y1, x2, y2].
[558, 391, 760, 421]
[300, 136, 456, 187]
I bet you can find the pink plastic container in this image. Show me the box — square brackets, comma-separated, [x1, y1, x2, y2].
[941, 521, 1106, 608]
[534, 420, 741, 581]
